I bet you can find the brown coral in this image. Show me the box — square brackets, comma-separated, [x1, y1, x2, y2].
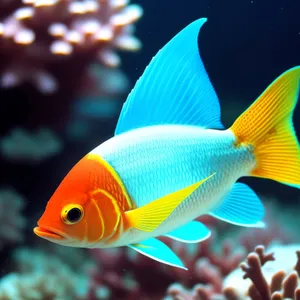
[236, 245, 300, 300]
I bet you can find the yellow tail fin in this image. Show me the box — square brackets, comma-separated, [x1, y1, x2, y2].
[230, 67, 300, 187]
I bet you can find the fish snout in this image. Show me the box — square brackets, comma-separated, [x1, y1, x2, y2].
[33, 225, 76, 247]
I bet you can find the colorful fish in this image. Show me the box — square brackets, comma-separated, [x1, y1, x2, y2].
[34, 18, 300, 270]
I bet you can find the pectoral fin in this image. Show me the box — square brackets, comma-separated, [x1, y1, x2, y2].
[164, 220, 211, 243]
[125, 173, 215, 232]
[128, 238, 187, 270]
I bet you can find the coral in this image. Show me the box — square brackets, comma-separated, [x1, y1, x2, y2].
[87, 248, 141, 300]
[0, 246, 91, 300]
[162, 235, 246, 300]
[0, 199, 286, 300]
[86, 217, 246, 300]
[163, 234, 245, 288]
[0, 0, 143, 93]
[0, 273, 79, 300]
[238, 246, 276, 299]
[0, 127, 63, 163]
[0, 187, 26, 251]
[164, 245, 300, 300]
[0, 199, 297, 300]
[86, 207, 299, 299]
[165, 283, 224, 300]
[223, 244, 300, 300]
[0, 4, 143, 299]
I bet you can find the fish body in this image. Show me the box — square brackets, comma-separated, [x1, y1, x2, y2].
[92, 125, 254, 247]
[34, 18, 300, 269]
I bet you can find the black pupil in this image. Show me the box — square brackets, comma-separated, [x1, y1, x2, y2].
[67, 208, 81, 222]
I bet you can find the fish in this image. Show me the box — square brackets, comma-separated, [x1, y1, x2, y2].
[34, 18, 300, 270]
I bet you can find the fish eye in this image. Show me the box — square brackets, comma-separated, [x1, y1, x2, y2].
[61, 204, 84, 225]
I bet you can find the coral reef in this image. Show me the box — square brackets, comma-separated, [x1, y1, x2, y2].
[0, 246, 91, 300]
[86, 216, 248, 299]
[224, 244, 300, 300]
[0, 4, 144, 299]
[86, 208, 299, 300]
[0, 272, 80, 300]
[0, 0, 142, 167]
[0, 0, 143, 93]
[165, 244, 300, 300]
[165, 282, 224, 300]
[0, 187, 26, 251]
[0, 127, 63, 163]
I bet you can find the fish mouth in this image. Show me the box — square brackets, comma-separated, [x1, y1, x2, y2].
[33, 226, 66, 241]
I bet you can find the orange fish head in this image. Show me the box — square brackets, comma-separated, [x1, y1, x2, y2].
[33, 192, 91, 247]
[33, 155, 117, 248]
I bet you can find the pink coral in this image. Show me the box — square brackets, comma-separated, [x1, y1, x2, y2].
[86, 207, 298, 300]
[166, 283, 225, 300]
[0, 0, 143, 93]
[87, 217, 246, 300]
[166, 245, 300, 300]
[224, 244, 300, 300]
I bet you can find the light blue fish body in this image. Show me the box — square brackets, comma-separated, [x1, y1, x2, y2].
[92, 125, 256, 245]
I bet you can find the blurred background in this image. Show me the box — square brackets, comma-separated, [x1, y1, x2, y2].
[0, 0, 300, 299]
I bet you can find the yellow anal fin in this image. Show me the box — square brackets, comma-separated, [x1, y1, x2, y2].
[230, 66, 300, 187]
[125, 173, 215, 232]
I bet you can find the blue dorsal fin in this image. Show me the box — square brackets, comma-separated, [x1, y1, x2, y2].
[164, 220, 211, 243]
[209, 183, 265, 227]
[128, 238, 187, 270]
[115, 18, 223, 135]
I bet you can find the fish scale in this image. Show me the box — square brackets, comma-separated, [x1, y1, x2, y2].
[92, 124, 256, 245]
